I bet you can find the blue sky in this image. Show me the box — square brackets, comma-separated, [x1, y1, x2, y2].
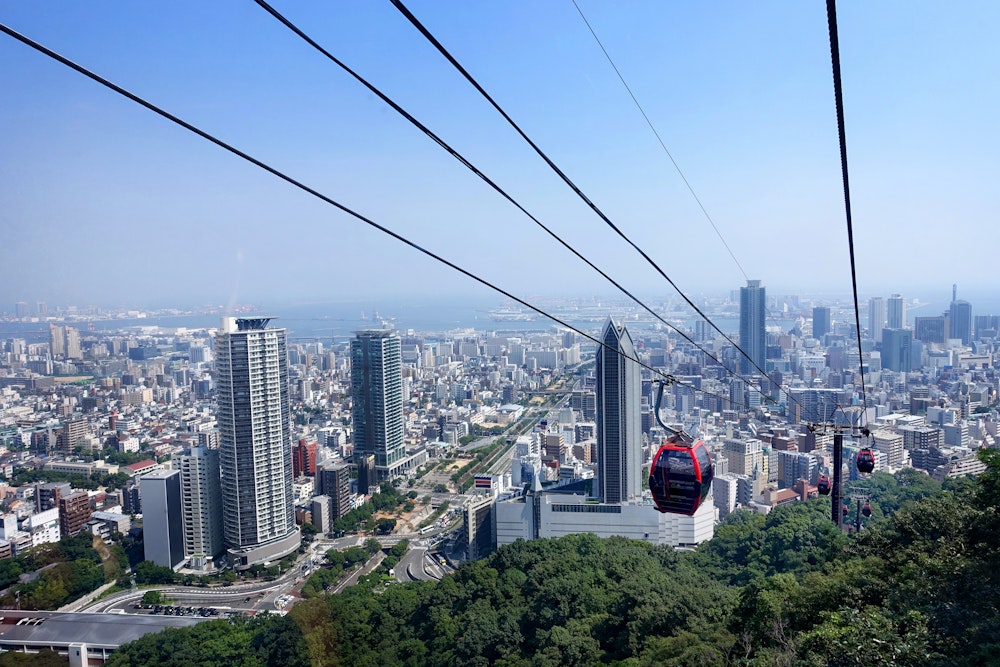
[2, 1, 998, 310]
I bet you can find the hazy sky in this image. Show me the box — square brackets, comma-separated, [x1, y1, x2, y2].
[2, 1, 998, 310]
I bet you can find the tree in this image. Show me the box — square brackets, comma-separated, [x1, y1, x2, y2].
[341, 546, 369, 566]
[134, 561, 177, 585]
[389, 540, 409, 559]
[142, 590, 167, 605]
[0, 648, 69, 666]
[374, 518, 396, 535]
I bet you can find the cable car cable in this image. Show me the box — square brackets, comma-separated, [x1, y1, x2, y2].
[569, 0, 749, 283]
[825, 0, 869, 429]
[389, 0, 795, 405]
[571, 1, 806, 348]
[0, 21, 740, 412]
[251, 0, 766, 403]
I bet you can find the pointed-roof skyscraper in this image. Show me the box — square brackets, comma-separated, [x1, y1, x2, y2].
[594, 318, 642, 504]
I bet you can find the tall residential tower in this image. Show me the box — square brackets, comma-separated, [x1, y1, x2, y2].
[351, 330, 404, 489]
[215, 317, 299, 569]
[177, 445, 224, 566]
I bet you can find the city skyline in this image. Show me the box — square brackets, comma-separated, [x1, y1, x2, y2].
[3, 2, 1000, 307]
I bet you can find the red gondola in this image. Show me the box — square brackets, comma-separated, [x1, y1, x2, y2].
[842, 504, 850, 518]
[861, 502, 873, 517]
[649, 438, 714, 516]
[856, 448, 876, 474]
[817, 475, 831, 496]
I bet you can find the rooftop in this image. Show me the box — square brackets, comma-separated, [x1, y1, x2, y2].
[0, 610, 204, 649]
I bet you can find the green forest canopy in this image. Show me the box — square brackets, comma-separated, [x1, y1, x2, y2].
[108, 450, 1000, 666]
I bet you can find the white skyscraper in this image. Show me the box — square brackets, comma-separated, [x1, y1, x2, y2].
[215, 317, 299, 569]
[887, 294, 906, 329]
[868, 296, 886, 337]
[177, 445, 224, 565]
[594, 318, 642, 504]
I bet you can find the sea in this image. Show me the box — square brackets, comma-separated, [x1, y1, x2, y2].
[1, 297, 771, 346]
[6, 288, 995, 346]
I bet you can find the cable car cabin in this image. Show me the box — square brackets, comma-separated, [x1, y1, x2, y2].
[856, 448, 876, 474]
[817, 475, 831, 496]
[861, 502, 873, 517]
[649, 439, 714, 516]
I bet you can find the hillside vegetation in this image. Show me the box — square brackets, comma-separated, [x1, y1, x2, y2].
[107, 450, 1000, 666]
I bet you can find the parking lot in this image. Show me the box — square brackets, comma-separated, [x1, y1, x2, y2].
[131, 603, 223, 618]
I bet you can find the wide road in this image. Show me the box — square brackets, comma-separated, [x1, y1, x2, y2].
[394, 546, 454, 583]
[84, 580, 286, 614]
[84, 537, 350, 614]
[488, 393, 571, 476]
[330, 551, 385, 594]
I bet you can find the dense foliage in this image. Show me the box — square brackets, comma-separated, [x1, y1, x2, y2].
[329, 482, 407, 534]
[0, 534, 121, 610]
[112, 451, 1000, 665]
[106, 615, 308, 667]
[4, 467, 130, 491]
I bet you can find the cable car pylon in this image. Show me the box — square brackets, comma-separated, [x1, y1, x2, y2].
[811, 423, 872, 529]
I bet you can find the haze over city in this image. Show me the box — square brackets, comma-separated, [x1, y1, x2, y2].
[2, 3, 1000, 666]
[3, 1, 999, 309]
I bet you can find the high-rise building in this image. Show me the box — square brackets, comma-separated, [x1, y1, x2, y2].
[36, 482, 71, 513]
[317, 460, 352, 522]
[949, 286, 973, 345]
[787, 388, 843, 424]
[740, 280, 766, 375]
[177, 446, 224, 563]
[887, 294, 906, 329]
[293, 439, 318, 478]
[64, 326, 81, 360]
[812, 306, 831, 339]
[723, 438, 763, 478]
[141, 469, 185, 569]
[881, 328, 913, 372]
[351, 330, 404, 487]
[49, 324, 66, 357]
[215, 317, 300, 569]
[868, 297, 885, 337]
[914, 316, 946, 344]
[198, 430, 219, 449]
[777, 450, 817, 490]
[122, 481, 141, 515]
[60, 418, 88, 453]
[594, 318, 641, 504]
[872, 429, 904, 467]
[58, 491, 91, 538]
